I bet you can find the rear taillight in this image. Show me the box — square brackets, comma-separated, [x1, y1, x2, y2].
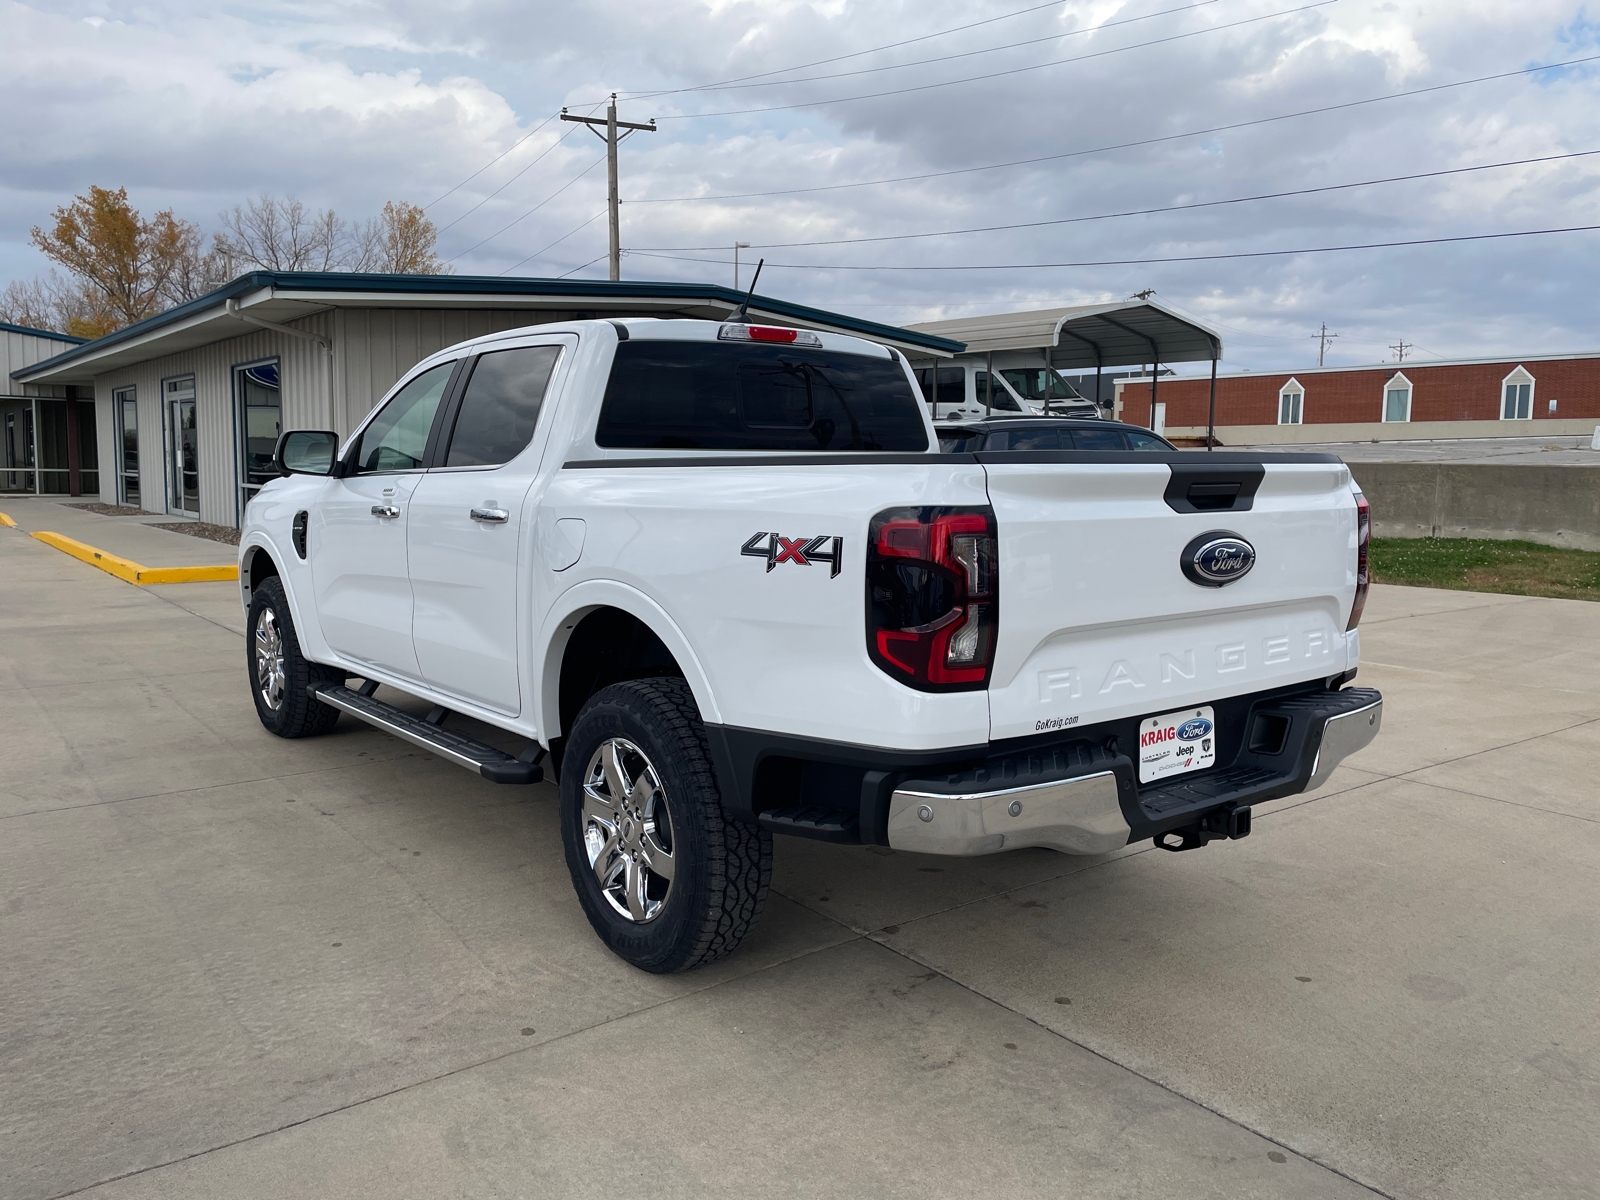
[866, 506, 997, 691]
[1347, 491, 1370, 632]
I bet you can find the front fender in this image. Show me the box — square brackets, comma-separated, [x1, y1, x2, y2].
[536, 579, 722, 739]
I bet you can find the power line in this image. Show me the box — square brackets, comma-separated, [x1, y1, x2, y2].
[445, 154, 607, 263]
[632, 150, 1600, 251]
[654, 1, 1336, 121]
[630, 52, 1600, 203]
[610, 0, 1107, 99]
[499, 210, 607, 276]
[557, 252, 611, 279]
[436, 121, 590, 234]
[626, 224, 1600, 271]
[423, 112, 560, 210]
[634, 0, 1224, 96]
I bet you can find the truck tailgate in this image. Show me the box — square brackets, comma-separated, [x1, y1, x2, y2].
[982, 454, 1360, 742]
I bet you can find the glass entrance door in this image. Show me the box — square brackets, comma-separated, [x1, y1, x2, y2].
[169, 393, 199, 515]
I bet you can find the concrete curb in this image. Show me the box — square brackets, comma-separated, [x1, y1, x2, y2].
[0, 511, 16, 527]
[28, 530, 237, 585]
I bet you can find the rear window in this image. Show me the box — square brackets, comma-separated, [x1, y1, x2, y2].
[597, 341, 929, 452]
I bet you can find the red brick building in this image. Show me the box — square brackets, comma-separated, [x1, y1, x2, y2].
[1115, 352, 1600, 443]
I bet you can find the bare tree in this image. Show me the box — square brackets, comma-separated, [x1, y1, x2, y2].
[162, 236, 234, 305]
[215, 195, 347, 272]
[0, 271, 120, 339]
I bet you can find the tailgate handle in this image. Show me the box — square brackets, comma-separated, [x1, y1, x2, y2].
[1164, 464, 1264, 514]
[1186, 482, 1242, 510]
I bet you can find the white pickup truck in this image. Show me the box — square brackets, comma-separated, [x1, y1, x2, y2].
[241, 317, 1381, 973]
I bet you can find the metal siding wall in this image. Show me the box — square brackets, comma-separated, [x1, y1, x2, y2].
[331, 308, 566, 426]
[93, 382, 116, 502]
[3, 329, 78, 397]
[90, 318, 329, 526]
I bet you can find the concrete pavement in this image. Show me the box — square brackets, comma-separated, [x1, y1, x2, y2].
[2, 507, 1597, 1199]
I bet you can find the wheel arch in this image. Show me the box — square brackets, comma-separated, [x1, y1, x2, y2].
[539, 581, 722, 744]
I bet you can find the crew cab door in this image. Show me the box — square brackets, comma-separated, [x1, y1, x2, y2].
[407, 338, 567, 714]
[311, 359, 459, 680]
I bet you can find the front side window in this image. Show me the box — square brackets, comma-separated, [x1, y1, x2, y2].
[1123, 430, 1172, 451]
[1069, 426, 1128, 450]
[352, 361, 455, 473]
[973, 371, 1022, 412]
[1501, 368, 1533, 420]
[598, 341, 929, 452]
[1001, 369, 1080, 401]
[1279, 379, 1304, 425]
[445, 345, 562, 467]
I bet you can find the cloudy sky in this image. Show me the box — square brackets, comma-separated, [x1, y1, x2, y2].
[3, 0, 1596, 371]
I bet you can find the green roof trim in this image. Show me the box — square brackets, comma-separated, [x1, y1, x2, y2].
[1, 320, 87, 345]
[12, 271, 963, 380]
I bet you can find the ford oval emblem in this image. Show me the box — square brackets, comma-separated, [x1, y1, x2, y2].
[1176, 717, 1213, 740]
[1181, 531, 1256, 587]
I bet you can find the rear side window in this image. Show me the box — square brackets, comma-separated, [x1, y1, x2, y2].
[445, 345, 562, 467]
[598, 341, 929, 452]
[998, 427, 1063, 450]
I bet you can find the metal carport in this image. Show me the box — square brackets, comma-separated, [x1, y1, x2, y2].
[907, 300, 1224, 444]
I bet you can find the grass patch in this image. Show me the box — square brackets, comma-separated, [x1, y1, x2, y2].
[1370, 537, 1600, 602]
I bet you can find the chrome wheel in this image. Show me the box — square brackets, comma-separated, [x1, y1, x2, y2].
[581, 738, 676, 923]
[253, 606, 287, 712]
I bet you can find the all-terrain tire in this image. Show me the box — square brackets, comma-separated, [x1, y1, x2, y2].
[560, 677, 773, 973]
[246, 575, 343, 738]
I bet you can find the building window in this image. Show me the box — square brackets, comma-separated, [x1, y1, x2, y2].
[115, 387, 139, 507]
[1383, 373, 1412, 423]
[236, 361, 281, 512]
[1278, 379, 1304, 425]
[1501, 367, 1534, 420]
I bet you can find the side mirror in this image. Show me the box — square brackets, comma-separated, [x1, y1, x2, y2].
[274, 430, 340, 477]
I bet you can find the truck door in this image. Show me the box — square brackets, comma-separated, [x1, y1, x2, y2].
[406, 339, 567, 715]
[311, 359, 458, 681]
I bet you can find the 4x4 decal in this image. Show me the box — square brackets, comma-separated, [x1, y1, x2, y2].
[741, 532, 844, 578]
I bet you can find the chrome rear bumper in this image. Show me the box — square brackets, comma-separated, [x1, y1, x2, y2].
[886, 692, 1382, 857]
[887, 770, 1129, 857]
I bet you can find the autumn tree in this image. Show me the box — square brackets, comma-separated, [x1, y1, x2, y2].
[366, 201, 448, 274]
[9, 188, 447, 338]
[30, 186, 200, 337]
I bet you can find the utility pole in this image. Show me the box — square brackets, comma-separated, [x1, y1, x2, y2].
[1389, 339, 1413, 363]
[1129, 288, 1157, 301]
[734, 242, 751, 290]
[1311, 322, 1339, 367]
[561, 95, 657, 281]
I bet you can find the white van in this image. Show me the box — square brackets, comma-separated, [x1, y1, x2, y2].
[911, 360, 1098, 421]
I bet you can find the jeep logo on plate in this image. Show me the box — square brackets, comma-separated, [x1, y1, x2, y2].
[1181, 532, 1256, 588]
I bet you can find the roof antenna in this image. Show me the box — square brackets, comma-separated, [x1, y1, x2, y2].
[724, 258, 764, 323]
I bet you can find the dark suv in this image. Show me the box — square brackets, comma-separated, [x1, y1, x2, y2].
[936, 417, 1177, 453]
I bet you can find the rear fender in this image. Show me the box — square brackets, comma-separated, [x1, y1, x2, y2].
[537, 579, 721, 739]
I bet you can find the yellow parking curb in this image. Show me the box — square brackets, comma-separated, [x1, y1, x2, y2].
[29, 531, 237, 585]
[0, 511, 16, 527]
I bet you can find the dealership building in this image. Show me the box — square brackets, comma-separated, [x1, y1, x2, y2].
[1113, 352, 1600, 443]
[4, 272, 961, 526]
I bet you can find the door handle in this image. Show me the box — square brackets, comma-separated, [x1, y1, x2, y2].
[371, 505, 400, 519]
[470, 507, 510, 523]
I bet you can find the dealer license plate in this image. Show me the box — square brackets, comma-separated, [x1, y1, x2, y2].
[1138, 706, 1217, 784]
